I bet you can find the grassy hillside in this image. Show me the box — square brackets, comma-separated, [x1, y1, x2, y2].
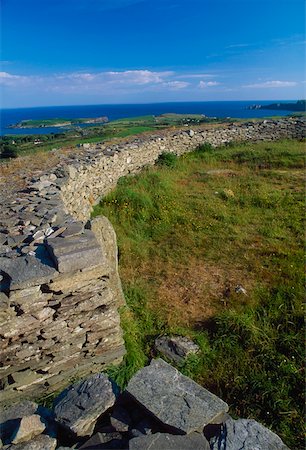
[92, 139, 305, 449]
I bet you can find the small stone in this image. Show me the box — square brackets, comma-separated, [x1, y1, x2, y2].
[47, 226, 66, 239]
[235, 285, 247, 295]
[129, 432, 210, 450]
[30, 217, 42, 227]
[44, 227, 55, 237]
[11, 415, 45, 444]
[110, 405, 132, 432]
[67, 165, 77, 179]
[131, 417, 155, 437]
[31, 180, 53, 191]
[60, 221, 84, 238]
[32, 230, 44, 242]
[155, 336, 200, 363]
[126, 359, 228, 434]
[49, 174, 57, 182]
[54, 373, 117, 436]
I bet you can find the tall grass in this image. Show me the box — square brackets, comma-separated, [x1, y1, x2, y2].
[92, 139, 305, 448]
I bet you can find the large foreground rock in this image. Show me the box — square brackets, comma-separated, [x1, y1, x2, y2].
[54, 373, 117, 436]
[129, 432, 210, 450]
[210, 418, 290, 450]
[126, 358, 228, 434]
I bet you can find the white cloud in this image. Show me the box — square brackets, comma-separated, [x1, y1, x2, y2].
[0, 72, 30, 86]
[177, 73, 217, 79]
[199, 80, 220, 88]
[0, 71, 22, 80]
[106, 70, 173, 85]
[226, 43, 250, 49]
[244, 80, 298, 88]
[162, 81, 190, 89]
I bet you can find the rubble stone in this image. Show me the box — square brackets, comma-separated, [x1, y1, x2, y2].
[126, 359, 228, 434]
[54, 373, 117, 436]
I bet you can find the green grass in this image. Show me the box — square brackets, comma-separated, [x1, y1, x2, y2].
[92, 139, 305, 449]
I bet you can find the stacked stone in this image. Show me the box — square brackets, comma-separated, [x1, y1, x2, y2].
[0, 217, 125, 407]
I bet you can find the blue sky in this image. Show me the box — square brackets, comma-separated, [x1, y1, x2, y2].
[1, 0, 305, 107]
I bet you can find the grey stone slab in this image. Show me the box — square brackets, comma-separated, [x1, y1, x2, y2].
[46, 230, 104, 273]
[155, 336, 200, 364]
[54, 373, 117, 437]
[0, 253, 58, 291]
[129, 432, 210, 450]
[210, 418, 290, 450]
[126, 359, 228, 434]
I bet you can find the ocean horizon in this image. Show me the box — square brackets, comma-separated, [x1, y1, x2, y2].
[0, 100, 297, 136]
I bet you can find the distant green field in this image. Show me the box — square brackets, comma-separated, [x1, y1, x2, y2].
[20, 118, 72, 126]
[1, 113, 219, 159]
[0, 112, 301, 161]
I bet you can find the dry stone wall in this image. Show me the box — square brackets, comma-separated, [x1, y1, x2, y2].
[0, 117, 304, 406]
[60, 118, 305, 220]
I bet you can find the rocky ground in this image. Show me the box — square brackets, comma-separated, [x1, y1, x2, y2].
[0, 359, 290, 450]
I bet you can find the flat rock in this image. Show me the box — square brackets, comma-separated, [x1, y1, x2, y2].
[5, 434, 57, 450]
[31, 180, 53, 191]
[210, 418, 290, 450]
[126, 359, 228, 434]
[0, 253, 57, 291]
[54, 373, 117, 436]
[129, 432, 210, 450]
[155, 336, 200, 363]
[46, 230, 104, 273]
[11, 415, 45, 444]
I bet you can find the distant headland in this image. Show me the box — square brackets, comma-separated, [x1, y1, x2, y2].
[247, 99, 306, 112]
[8, 116, 109, 129]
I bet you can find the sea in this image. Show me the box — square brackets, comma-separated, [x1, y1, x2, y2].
[0, 101, 296, 136]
